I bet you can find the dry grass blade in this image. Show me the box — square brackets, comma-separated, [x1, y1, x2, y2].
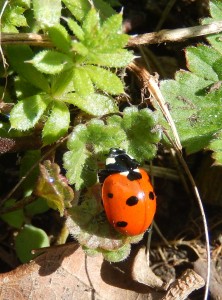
[128, 60, 210, 300]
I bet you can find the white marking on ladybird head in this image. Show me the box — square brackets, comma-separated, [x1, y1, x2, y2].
[106, 157, 116, 165]
[120, 171, 129, 176]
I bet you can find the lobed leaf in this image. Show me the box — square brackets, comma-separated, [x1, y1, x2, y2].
[209, 0, 222, 19]
[84, 65, 124, 95]
[201, 1, 222, 55]
[33, 0, 61, 28]
[64, 108, 160, 189]
[34, 161, 74, 215]
[102, 244, 131, 262]
[7, 45, 50, 92]
[1, 2, 29, 33]
[67, 18, 84, 41]
[91, 0, 116, 19]
[10, 94, 51, 131]
[62, 92, 118, 116]
[209, 131, 222, 164]
[47, 24, 72, 54]
[64, 144, 97, 189]
[82, 8, 100, 35]
[64, 119, 125, 188]
[73, 68, 94, 96]
[51, 69, 74, 97]
[86, 50, 134, 67]
[62, 0, 91, 22]
[120, 107, 160, 161]
[72, 41, 89, 56]
[30, 50, 73, 75]
[185, 45, 221, 81]
[42, 101, 70, 145]
[160, 70, 222, 153]
[63, 0, 115, 22]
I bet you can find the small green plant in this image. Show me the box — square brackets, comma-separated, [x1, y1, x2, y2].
[160, 0, 222, 158]
[1, 0, 222, 263]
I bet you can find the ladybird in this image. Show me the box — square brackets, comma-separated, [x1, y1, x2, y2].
[98, 148, 156, 236]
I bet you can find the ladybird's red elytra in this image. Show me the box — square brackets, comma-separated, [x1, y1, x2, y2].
[98, 148, 156, 236]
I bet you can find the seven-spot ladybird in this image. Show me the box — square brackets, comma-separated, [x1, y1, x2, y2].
[98, 148, 156, 236]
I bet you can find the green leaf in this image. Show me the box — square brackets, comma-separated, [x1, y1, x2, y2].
[72, 41, 89, 56]
[48, 24, 72, 54]
[85, 65, 124, 95]
[213, 58, 222, 80]
[42, 101, 70, 145]
[209, 131, 222, 164]
[63, 145, 97, 189]
[67, 119, 125, 153]
[34, 161, 74, 215]
[185, 45, 221, 81]
[97, 34, 129, 53]
[25, 197, 49, 217]
[82, 8, 100, 35]
[7, 45, 50, 92]
[33, 0, 61, 28]
[17, 0, 30, 8]
[73, 68, 94, 96]
[67, 18, 84, 41]
[14, 76, 40, 99]
[30, 50, 73, 75]
[63, 92, 118, 116]
[1, 2, 29, 33]
[201, 1, 222, 54]
[99, 13, 122, 38]
[15, 224, 50, 263]
[120, 107, 160, 161]
[64, 119, 122, 188]
[87, 50, 134, 67]
[67, 193, 126, 248]
[160, 70, 222, 153]
[92, 0, 116, 19]
[62, 0, 115, 22]
[20, 150, 41, 196]
[64, 109, 160, 189]
[209, 0, 222, 19]
[102, 244, 131, 262]
[1, 199, 25, 229]
[51, 69, 74, 96]
[62, 0, 91, 21]
[10, 94, 51, 131]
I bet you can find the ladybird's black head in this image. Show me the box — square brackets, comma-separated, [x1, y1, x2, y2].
[106, 148, 139, 172]
[98, 148, 141, 183]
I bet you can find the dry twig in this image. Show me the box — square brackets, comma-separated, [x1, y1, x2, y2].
[161, 269, 205, 300]
[1, 20, 222, 47]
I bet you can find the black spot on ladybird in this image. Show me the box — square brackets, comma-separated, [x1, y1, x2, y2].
[149, 191, 155, 200]
[116, 221, 128, 228]
[126, 196, 139, 206]
[127, 171, 142, 181]
[107, 193, 113, 198]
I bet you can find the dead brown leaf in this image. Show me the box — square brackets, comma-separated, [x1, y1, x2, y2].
[0, 243, 164, 300]
[132, 247, 164, 289]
